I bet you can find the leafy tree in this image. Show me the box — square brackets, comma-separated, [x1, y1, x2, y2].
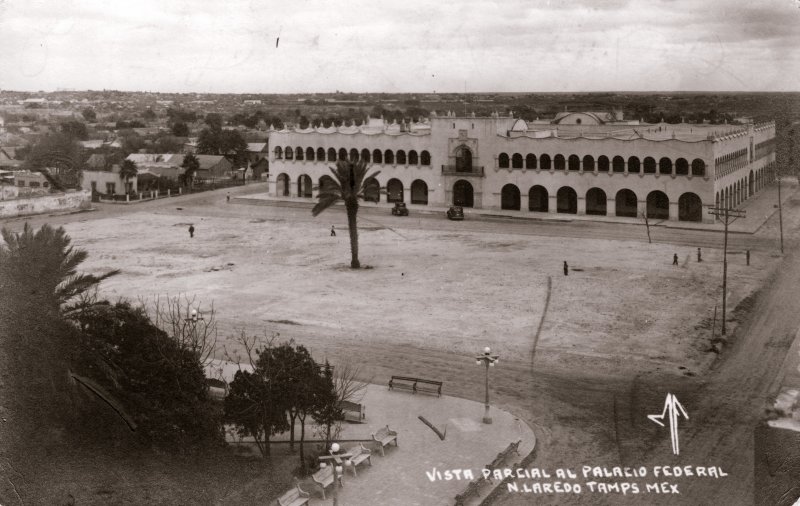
[204, 113, 224, 130]
[142, 108, 157, 121]
[166, 107, 197, 124]
[171, 121, 190, 137]
[60, 120, 89, 140]
[197, 128, 248, 168]
[24, 133, 85, 189]
[115, 119, 145, 129]
[224, 366, 289, 457]
[82, 107, 97, 122]
[256, 342, 322, 468]
[119, 159, 138, 193]
[119, 129, 145, 155]
[181, 153, 200, 187]
[152, 134, 184, 153]
[312, 159, 381, 268]
[71, 300, 223, 447]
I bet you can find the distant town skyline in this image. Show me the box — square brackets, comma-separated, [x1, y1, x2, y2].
[1, 0, 799, 94]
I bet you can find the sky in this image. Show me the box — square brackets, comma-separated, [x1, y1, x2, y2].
[1, 0, 799, 93]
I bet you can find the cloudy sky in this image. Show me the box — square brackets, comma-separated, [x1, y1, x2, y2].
[1, 0, 799, 93]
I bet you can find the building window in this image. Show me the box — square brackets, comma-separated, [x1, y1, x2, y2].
[106, 182, 116, 194]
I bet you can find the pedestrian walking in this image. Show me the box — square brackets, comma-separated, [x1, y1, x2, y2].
[189, 225, 195, 238]
[330, 225, 336, 237]
[563, 261, 569, 276]
[673, 253, 678, 265]
[226, 193, 230, 203]
[697, 247, 702, 262]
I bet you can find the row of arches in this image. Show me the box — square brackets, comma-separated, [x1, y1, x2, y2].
[276, 171, 705, 222]
[715, 166, 771, 210]
[275, 173, 431, 205]
[497, 153, 706, 177]
[495, 184, 702, 221]
[274, 146, 431, 166]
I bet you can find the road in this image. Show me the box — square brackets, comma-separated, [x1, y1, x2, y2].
[3, 183, 773, 254]
[2, 183, 795, 505]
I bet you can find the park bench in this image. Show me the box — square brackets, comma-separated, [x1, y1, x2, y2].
[338, 400, 366, 423]
[454, 476, 486, 506]
[276, 479, 310, 506]
[311, 464, 342, 500]
[388, 375, 443, 397]
[371, 425, 399, 456]
[487, 440, 521, 472]
[343, 443, 372, 476]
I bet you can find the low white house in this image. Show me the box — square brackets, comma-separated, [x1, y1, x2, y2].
[81, 164, 137, 195]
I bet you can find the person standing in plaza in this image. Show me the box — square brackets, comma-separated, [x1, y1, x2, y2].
[673, 253, 678, 265]
[331, 225, 336, 237]
[563, 261, 569, 276]
[189, 225, 195, 238]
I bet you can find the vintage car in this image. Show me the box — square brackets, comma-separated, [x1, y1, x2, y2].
[446, 206, 464, 220]
[391, 202, 409, 216]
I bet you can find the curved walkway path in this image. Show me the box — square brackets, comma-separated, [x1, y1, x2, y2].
[299, 383, 535, 506]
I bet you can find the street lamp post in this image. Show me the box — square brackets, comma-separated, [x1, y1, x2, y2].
[475, 347, 499, 424]
[318, 443, 352, 506]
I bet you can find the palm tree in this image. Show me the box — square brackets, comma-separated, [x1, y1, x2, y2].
[0, 223, 119, 309]
[119, 159, 138, 194]
[312, 159, 380, 269]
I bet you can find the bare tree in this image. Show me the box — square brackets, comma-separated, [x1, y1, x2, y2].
[140, 294, 218, 367]
[333, 360, 370, 405]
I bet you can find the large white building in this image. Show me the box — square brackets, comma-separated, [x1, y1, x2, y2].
[267, 112, 776, 223]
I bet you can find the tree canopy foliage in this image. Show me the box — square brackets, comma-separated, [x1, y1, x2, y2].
[197, 127, 248, 167]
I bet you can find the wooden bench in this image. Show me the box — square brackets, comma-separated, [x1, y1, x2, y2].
[338, 400, 366, 423]
[276, 479, 310, 506]
[388, 376, 443, 397]
[454, 476, 485, 506]
[487, 440, 521, 470]
[311, 465, 342, 500]
[344, 443, 372, 476]
[371, 425, 398, 456]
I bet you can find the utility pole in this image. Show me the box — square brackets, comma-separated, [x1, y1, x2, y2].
[777, 166, 784, 254]
[708, 206, 746, 335]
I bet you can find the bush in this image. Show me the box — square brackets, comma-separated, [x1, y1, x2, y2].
[73, 301, 223, 448]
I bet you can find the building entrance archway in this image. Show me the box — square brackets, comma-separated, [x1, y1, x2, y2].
[453, 180, 474, 207]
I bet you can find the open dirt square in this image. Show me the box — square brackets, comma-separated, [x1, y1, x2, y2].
[61, 202, 773, 375]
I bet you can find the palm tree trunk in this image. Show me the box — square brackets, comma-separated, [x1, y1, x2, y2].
[345, 199, 360, 269]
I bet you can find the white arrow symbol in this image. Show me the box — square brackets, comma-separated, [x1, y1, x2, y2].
[648, 393, 689, 455]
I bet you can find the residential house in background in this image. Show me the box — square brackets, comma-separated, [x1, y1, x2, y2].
[81, 164, 137, 195]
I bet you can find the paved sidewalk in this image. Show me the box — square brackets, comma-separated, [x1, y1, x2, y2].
[235, 179, 797, 235]
[208, 357, 536, 506]
[306, 384, 535, 506]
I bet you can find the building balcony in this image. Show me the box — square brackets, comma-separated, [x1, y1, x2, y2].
[441, 165, 485, 177]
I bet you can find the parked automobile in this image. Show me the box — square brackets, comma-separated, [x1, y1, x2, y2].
[391, 202, 409, 216]
[446, 206, 464, 220]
